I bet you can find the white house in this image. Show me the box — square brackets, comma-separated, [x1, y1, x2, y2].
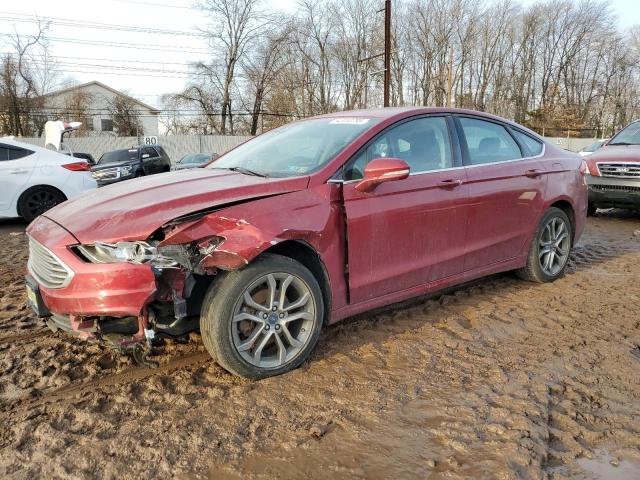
[41, 81, 160, 136]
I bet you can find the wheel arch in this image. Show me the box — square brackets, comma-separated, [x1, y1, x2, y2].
[547, 198, 576, 244]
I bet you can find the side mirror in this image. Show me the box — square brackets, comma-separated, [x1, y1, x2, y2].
[355, 158, 410, 193]
[141, 153, 150, 159]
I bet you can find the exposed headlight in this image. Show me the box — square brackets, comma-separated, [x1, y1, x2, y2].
[76, 241, 179, 268]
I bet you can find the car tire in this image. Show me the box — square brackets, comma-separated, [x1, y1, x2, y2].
[587, 203, 597, 216]
[135, 170, 145, 177]
[18, 186, 67, 223]
[200, 253, 324, 379]
[517, 207, 573, 283]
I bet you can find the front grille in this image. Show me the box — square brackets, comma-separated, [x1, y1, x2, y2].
[590, 184, 640, 193]
[28, 237, 74, 289]
[597, 162, 640, 178]
[91, 168, 119, 180]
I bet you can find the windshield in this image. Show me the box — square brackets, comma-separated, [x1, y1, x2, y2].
[608, 122, 640, 145]
[209, 117, 379, 177]
[98, 149, 138, 164]
[180, 153, 211, 164]
[583, 140, 605, 152]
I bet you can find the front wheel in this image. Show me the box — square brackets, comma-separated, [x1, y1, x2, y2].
[200, 253, 324, 379]
[18, 186, 67, 223]
[517, 207, 573, 283]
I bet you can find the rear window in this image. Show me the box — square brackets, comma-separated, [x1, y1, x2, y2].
[459, 117, 522, 165]
[99, 149, 138, 164]
[511, 130, 544, 156]
[0, 143, 34, 161]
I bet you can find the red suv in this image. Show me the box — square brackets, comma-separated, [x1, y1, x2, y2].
[584, 120, 640, 213]
[25, 108, 587, 378]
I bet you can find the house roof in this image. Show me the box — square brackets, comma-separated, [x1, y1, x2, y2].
[42, 80, 160, 114]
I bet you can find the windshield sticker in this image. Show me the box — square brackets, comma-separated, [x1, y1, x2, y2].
[329, 118, 370, 125]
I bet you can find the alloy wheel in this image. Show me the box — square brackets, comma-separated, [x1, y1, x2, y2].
[538, 216, 571, 276]
[231, 272, 316, 369]
[25, 190, 62, 219]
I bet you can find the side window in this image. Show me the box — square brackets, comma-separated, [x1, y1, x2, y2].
[511, 129, 543, 156]
[143, 147, 158, 158]
[0, 144, 33, 161]
[8, 147, 33, 160]
[459, 117, 522, 165]
[344, 117, 453, 180]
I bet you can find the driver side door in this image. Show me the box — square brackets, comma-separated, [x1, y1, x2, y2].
[340, 116, 469, 304]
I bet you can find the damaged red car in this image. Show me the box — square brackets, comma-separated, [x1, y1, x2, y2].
[25, 108, 588, 378]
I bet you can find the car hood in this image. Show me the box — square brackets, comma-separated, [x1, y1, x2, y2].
[589, 145, 640, 162]
[44, 168, 309, 243]
[585, 145, 640, 175]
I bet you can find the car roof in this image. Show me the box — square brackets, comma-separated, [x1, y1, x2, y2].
[313, 107, 542, 139]
[1, 137, 51, 154]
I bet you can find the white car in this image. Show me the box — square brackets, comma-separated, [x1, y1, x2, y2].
[0, 134, 97, 223]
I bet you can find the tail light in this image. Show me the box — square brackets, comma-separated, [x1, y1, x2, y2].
[62, 161, 91, 171]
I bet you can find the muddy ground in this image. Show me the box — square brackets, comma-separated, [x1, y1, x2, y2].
[0, 212, 639, 480]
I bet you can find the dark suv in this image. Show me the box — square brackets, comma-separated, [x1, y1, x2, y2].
[585, 120, 640, 213]
[91, 145, 171, 186]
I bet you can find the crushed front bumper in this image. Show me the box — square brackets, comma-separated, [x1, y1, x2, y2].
[26, 215, 157, 318]
[587, 175, 640, 209]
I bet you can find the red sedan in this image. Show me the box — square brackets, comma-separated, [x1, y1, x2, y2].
[25, 108, 588, 378]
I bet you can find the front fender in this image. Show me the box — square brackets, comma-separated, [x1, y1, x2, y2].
[158, 185, 340, 272]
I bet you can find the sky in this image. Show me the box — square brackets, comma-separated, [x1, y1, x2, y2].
[1, 0, 639, 110]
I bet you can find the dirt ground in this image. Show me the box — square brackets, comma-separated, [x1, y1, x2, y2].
[0, 212, 639, 480]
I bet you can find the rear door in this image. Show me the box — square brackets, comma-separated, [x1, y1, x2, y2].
[142, 147, 161, 173]
[0, 143, 38, 213]
[340, 116, 469, 304]
[455, 115, 547, 271]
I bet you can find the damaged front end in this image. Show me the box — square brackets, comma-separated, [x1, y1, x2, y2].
[48, 218, 250, 365]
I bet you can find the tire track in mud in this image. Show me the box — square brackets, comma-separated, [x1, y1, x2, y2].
[3, 351, 212, 413]
[0, 329, 50, 346]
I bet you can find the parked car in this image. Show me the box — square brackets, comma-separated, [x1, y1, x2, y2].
[0, 138, 96, 223]
[91, 145, 171, 186]
[578, 139, 608, 157]
[584, 120, 640, 214]
[172, 153, 219, 171]
[25, 107, 587, 379]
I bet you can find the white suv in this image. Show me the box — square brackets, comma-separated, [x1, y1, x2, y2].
[0, 138, 97, 223]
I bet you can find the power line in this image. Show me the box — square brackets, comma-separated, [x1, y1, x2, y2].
[0, 33, 210, 54]
[0, 11, 208, 38]
[107, 0, 197, 9]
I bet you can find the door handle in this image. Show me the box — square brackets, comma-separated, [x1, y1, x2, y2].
[525, 169, 542, 178]
[437, 179, 463, 189]
[9, 169, 28, 174]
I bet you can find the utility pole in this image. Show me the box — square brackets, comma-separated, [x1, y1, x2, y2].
[383, 0, 391, 107]
[446, 45, 453, 107]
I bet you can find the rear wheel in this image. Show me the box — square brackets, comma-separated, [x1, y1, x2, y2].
[18, 186, 67, 223]
[200, 253, 324, 379]
[517, 207, 572, 283]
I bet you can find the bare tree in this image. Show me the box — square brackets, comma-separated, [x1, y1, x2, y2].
[169, 0, 640, 138]
[108, 96, 142, 137]
[198, 0, 267, 134]
[0, 20, 52, 136]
